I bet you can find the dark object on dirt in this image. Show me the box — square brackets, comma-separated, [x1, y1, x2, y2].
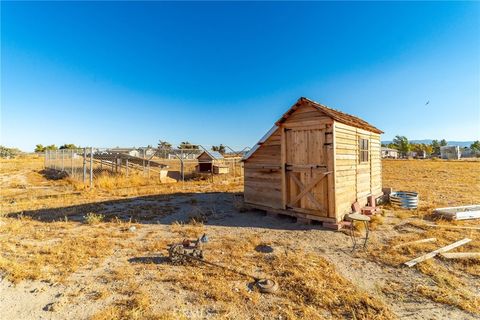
[255, 279, 279, 293]
[167, 235, 278, 294]
[40, 169, 69, 180]
[168, 238, 205, 264]
[255, 244, 274, 253]
[200, 233, 209, 243]
[128, 256, 170, 264]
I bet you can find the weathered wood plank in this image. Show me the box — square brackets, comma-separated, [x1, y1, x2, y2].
[404, 238, 472, 267]
[425, 224, 480, 231]
[393, 238, 437, 249]
[281, 126, 287, 209]
[440, 252, 480, 259]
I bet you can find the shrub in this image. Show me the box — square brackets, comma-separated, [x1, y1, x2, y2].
[84, 212, 104, 225]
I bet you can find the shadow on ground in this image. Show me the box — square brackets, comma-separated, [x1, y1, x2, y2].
[6, 191, 331, 231]
[128, 256, 170, 264]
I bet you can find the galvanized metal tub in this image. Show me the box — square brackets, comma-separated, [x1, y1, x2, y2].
[390, 191, 419, 209]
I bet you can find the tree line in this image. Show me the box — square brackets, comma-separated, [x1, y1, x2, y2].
[158, 140, 227, 153]
[34, 141, 229, 154]
[383, 136, 480, 157]
[0, 146, 23, 158]
[34, 144, 79, 152]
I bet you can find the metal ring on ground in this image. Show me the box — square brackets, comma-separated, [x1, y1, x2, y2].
[390, 191, 419, 209]
[256, 279, 278, 293]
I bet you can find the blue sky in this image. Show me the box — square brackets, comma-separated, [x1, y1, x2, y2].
[1, 2, 479, 151]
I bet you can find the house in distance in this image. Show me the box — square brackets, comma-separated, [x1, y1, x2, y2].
[243, 97, 383, 228]
[381, 147, 399, 159]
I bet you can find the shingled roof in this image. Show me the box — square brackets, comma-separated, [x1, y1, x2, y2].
[275, 97, 383, 134]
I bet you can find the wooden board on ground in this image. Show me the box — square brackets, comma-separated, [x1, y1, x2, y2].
[440, 252, 480, 260]
[404, 238, 472, 267]
[425, 224, 480, 231]
[393, 238, 437, 249]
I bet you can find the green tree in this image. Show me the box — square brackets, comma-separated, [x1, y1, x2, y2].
[178, 141, 198, 150]
[158, 140, 172, 150]
[470, 140, 480, 152]
[35, 144, 45, 153]
[45, 145, 58, 150]
[392, 135, 410, 157]
[411, 143, 432, 157]
[431, 140, 440, 155]
[424, 144, 433, 155]
[440, 139, 448, 146]
[0, 146, 22, 158]
[211, 144, 226, 154]
[59, 144, 78, 149]
[411, 143, 422, 153]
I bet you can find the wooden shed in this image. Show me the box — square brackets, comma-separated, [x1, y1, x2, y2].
[196, 151, 229, 174]
[243, 97, 383, 227]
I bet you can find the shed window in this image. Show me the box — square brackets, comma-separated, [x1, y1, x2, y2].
[359, 138, 369, 163]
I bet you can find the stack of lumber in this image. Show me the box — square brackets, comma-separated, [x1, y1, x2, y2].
[434, 205, 480, 220]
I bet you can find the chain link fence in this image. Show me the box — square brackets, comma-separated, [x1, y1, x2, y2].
[44, 145, 248, 188]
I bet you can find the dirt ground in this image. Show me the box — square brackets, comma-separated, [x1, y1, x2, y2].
[0, 156, 479, 319]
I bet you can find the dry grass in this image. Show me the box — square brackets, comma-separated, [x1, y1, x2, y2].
[94, 173, 162, 190]
[382, 159, 480, 216]
[90, 290, 157, 320]
[370, 159, 480, 315]
[369, 226, 480, 314]
[1, 156, 479, 318]
[0, 216, 134, 284]
[1, 155, 242, 221]
[150, 223, 395, 319]
[89, 221, 395, 319]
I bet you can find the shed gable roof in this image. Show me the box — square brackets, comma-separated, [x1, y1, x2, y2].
[243, 97, 383, 161]
[197, 150, 224, 160]
[276, 97, 383, 134]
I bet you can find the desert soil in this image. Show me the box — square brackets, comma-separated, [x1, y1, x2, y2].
[1, 158, 479, 319]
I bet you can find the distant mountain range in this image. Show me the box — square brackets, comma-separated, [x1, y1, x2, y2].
[381, 140, 475, 148]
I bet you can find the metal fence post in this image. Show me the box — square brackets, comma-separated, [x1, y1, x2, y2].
[90, 147, 94, 188]
[61, 149, 65, 172]
[180, 158, 184, 183]
[71, 149, 74, 177]
[83, 148, 87, 184]
[126, 159, 129, 177]
[143, 148, 146, 176]
[54, 150, 57, 170]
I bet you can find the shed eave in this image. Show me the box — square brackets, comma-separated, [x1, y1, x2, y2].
[275, 97, 384, 134]
[242, 125, 278, 161]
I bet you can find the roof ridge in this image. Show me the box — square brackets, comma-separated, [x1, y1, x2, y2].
[301, 97, 363, 119]
[297, 97, 383, 134]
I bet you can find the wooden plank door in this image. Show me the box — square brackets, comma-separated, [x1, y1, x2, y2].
[284, 127, 330, 216]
